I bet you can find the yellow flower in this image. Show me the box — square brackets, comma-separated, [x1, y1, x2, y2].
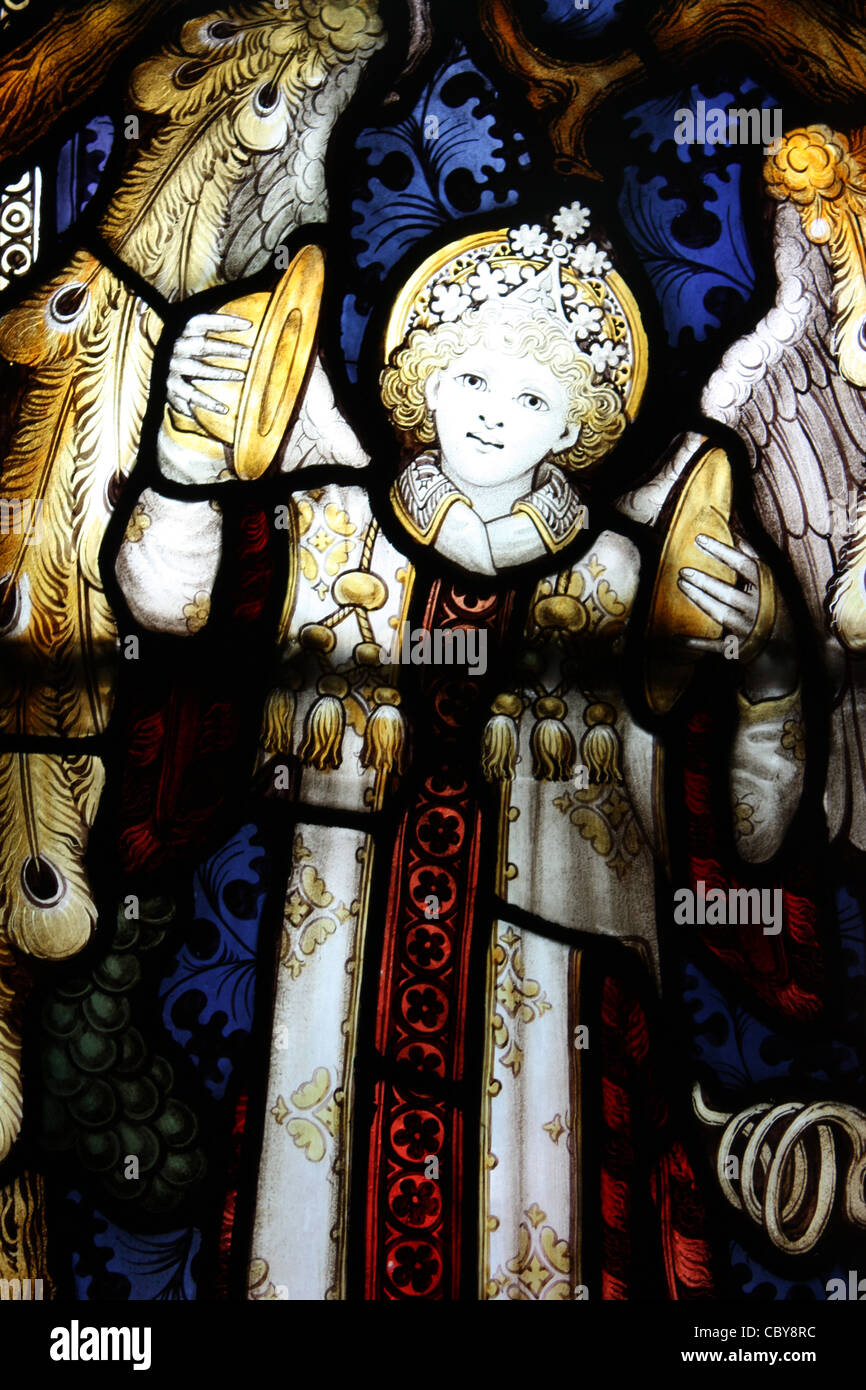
[765, 125, 854, 208]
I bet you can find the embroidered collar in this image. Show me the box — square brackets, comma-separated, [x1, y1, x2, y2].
[390, 452, 586, 555]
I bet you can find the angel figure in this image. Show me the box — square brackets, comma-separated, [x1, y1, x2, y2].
[666, 123, 866, 1263]
[0, 0, 385, 1213]
[701, 124, 866, 853]
[114, 196, 806, 1300]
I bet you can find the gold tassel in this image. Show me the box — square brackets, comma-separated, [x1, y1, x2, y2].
[481, 693, 523, 781]
[298, 675, 348, 771]
[259, 687, 295, 756]
[361, 688, 407, 775]
[580, 701, 623, 783]
[530, 696, 576, 781]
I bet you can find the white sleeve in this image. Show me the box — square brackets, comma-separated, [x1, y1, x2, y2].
[115, 489, 223, 635]
[276, 356, 368, 472]
[729, 686, 805, 862]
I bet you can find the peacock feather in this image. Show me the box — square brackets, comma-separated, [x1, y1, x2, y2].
[100, 0, 385, 299]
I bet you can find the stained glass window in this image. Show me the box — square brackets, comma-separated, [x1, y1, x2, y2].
[0, 0, 864, 1364]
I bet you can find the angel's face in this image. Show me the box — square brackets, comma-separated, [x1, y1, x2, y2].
[425, 345, 579, 491]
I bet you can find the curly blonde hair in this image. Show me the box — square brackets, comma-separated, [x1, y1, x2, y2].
[380, 301, 626, 471]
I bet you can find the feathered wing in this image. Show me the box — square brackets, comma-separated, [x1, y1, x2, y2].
[0, 2, 385, 1165]
[702, 200, 866, 847]
[0, 752, 106, 1162]
[0, 752, 105, 961]
[0, 750, 108, 1164]
[99, 0, 385, 299]
[0, 252, 159, 999]
[0, 250, 161, 740]
[0, 941, 24, 1163]
[220, 44, 380, 280]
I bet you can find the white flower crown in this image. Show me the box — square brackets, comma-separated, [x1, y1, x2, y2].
[407, 202, 641, 402]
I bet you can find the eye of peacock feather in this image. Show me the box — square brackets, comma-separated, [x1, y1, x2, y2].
[49, 283, 89, 325]
[254, 83, 281, 115]
[21, 856, 64, 908]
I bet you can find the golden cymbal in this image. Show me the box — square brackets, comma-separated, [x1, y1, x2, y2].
[645, 445, 735, 714]
[191, 243, 324, 480]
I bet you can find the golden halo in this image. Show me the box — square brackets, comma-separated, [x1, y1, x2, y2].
[384, 228, 648, 422]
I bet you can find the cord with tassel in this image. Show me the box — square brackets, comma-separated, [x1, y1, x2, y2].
[580, 701, 623, 783]
[360, 686, 407, 775]
[259, 686, 295, 756]
[298, 674, 348, 771]
[531, 695, 576, 781]
[481, 693, 523, 781]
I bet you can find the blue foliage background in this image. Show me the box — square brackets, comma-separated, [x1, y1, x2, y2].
[340, 43, 530, 379]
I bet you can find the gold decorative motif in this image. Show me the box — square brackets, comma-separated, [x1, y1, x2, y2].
[324, 504, 356, 538]
[732, 798, 756, 841]
[487, 1210, 573, 1300]
[542, 1112, 572, 1146]
[580, 700, 623, 785]
[295, 495, 359, 602]
[271, 1066, 342, 1164]
[278, 503, 413, 787]
[532, 553, 628, 643]
[491, 924, 551, 1076]
[280, 838, 358, 979]
[259, 687, 295, 756]
[332, 570, 387, 610]
[553, 783, 643, 880]
[182, 591, 210, 634]
[124, 502, 151, 543]
[525, 1202, 546, 1229]
[780, 718, 806, 763]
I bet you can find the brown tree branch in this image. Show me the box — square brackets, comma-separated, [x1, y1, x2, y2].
[649, 0, 866, 107]
[479, 0, 866, 180]
[0, 0, 193, 166]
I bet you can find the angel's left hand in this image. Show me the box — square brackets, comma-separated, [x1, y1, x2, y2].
[677, 533, 759, 654]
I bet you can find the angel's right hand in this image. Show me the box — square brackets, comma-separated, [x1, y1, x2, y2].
[166, 312, 253, 425]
